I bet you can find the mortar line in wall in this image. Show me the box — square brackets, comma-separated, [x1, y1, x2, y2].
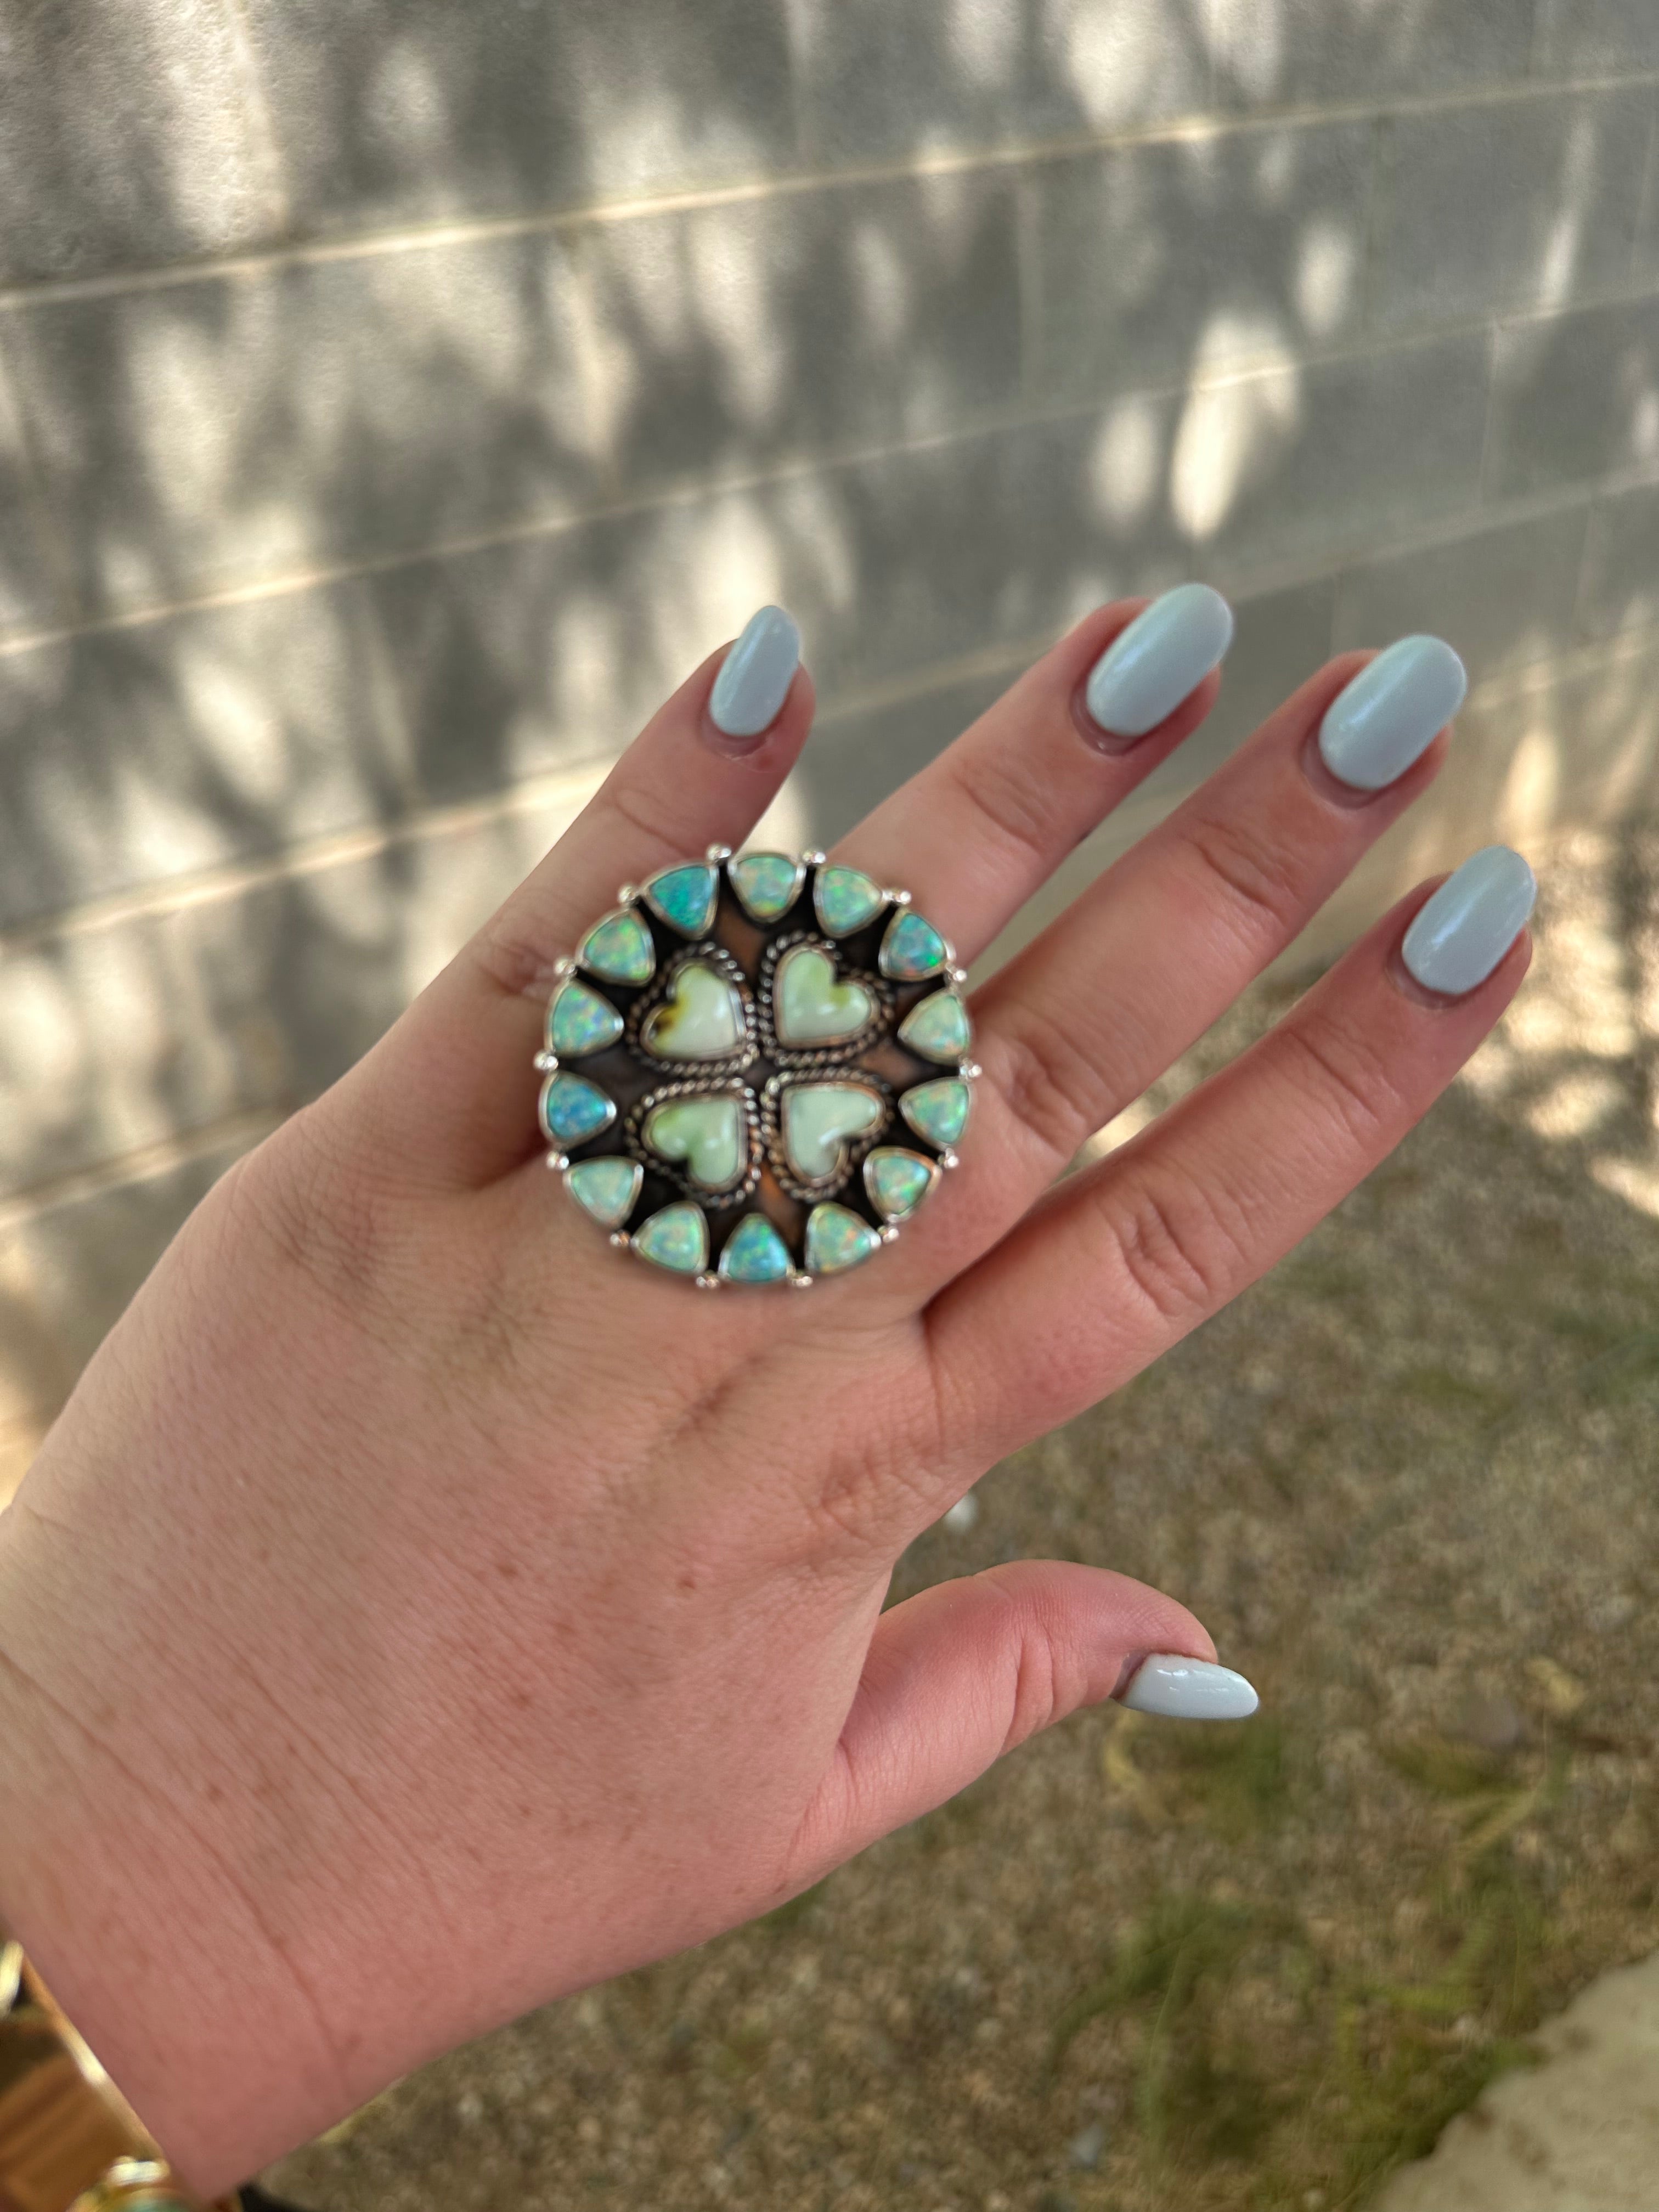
[0, 755, 612, 959]
[2, 66, 1658, 314]
[8, 266, 1659, 668]
[0, 1109, 285, 1234]
[9, 603, 1659, 967]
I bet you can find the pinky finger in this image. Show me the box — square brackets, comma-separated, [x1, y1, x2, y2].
[926, 848, 1536, 1461]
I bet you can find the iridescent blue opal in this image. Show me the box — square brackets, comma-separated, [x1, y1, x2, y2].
[900, 1076, 971, 1148]
[805, 1203, 881, 1274]
[540, 1071, 614, 1145]
[729, 851, 804, 923]
[578, 906, 655, 985]
[898, 989, 970, 1063]
[632, 1201, 710, 1274]
[879, 908, 950, 981]
[644, 864, 718, 938]
[548, 978, 624, 1056]
[718, 1212, 793, 1284]
[565, 1155, 642, 1227]
[814, 865, 884, 936]
[864, 1147, 938, 1222]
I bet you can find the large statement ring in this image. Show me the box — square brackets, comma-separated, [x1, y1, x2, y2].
[537, 848, 977, 1286]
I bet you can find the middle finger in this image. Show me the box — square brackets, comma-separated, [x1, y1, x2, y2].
[893, 633, 1467, 1290]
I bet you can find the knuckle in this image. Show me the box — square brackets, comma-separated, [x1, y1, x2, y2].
[1182, 809, 1307, 945]
[1280, 1012, 1398, 1148]
[943, 750, 1062, 880]
[983, 1008, 1106, 1170]
[1099, 1161, 1250, 1329]
[223, 1110, 398, 1327]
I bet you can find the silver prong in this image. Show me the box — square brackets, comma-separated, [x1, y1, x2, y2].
[878, 1224, 901, 1243]
[887, 888, 912, 907]
[551, 955, 576, 979]
[705, 843, 733, 864]
[694, 1273, 721, 1290]
[609, 1231, 630, 1248]
[801, 849, 826, 867]
[534, 1049, 558, 1072]
[617, 883, 639, 904]
[790, 1273, 814, 1289]
[950, 966, 969, 986]
[546, 1150, 569, 1171]
[963, 1062, 983, 1081]
[940, 1149, 960, 1170]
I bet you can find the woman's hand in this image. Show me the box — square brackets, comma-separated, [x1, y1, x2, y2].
[0, 596, 1529, 2193]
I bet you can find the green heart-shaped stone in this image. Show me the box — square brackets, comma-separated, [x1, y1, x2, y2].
[641, 961, 747, 1060]
[643, 1095, 747, 1191]
[774, 944, 875, 1047]
[781, 1081, 884, 1182]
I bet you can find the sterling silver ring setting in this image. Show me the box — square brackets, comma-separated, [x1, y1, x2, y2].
[536, 847, 977, 1286]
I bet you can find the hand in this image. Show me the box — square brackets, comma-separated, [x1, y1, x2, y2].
[0, 596, 1529, 2194]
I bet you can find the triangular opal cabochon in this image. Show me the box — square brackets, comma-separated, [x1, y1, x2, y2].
[578, 907, 655, 986]
[566, 1155, 641, 1227]
[729, 851, 804, 924]
[644, 864, 718, 937]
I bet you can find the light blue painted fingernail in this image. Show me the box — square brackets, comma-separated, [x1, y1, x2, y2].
[1120, 1654, 1259, 1721]
[1083, 583, 1234, 742]
[1318, 635, 1466, 792]
[1402, 844, 1537, 996]
[708, 605, 802, 744]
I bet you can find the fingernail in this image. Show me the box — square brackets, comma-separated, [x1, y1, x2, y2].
[708, 605, 802, 745]
[1402, 844, 1537, 996]
[1318, 635, 1466, 792]
[1084, 583, 1234, 743]
[1121, 1654, 1260, 1722]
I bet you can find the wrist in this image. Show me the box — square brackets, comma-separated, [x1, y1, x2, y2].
[0, 1494, 341, 2197]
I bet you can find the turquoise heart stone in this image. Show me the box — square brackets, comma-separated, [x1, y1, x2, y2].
[566, 1155, 642, 1228]
[814, 865, 884, 936]
[880, 908, 950, 981]
[548, 978, 624, 1056]
[540, 1071, 614, 1146]
[633, 1200, 709, 1274]
[719, 1212, 793, 1284]
[864, 1146, 939, 1222]
[578, 906, 654, 986]
[898, 989, 970, 1063]
[773, 943, 874, 1047]
[781, 1081, 885, 1182]
[643, 1094, 747, 1190]
[900, 1076, 972, 1148]
[805, 1203, 881, 1274]
[729, 851, 804, 923]
[641, 960, 748, 1060]
[644, 863, 718, 938]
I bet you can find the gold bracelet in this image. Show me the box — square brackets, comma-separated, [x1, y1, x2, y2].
[0, 1929, 239, 2212]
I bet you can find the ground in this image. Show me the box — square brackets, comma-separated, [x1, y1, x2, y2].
[268, 821, 1659, 2212]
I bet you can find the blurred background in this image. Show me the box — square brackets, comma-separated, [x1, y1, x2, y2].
[3, 2, 1659, 2207]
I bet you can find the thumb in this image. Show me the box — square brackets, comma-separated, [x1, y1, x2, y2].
[791, 1560, 1253, 1877]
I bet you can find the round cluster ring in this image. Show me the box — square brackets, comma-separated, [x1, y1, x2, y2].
[535, 846, 977, 1286]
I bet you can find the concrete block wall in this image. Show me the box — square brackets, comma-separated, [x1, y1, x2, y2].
[3, 0, 1659, 1471]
